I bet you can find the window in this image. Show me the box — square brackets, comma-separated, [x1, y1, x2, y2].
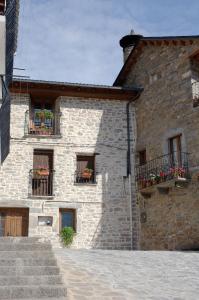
[190, 53, 199, 107]
[138, 149, 146, 166]
[169, 135, 182, 166]
[60, 209, 76, 231]
[32, 149, 54, 196]
[75, 154, 95, 184]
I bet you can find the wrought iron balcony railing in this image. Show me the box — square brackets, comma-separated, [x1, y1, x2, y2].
[192, 81, 199, 106]
[25, 110, 61, 136]
[75, 170, 96, 184]
[136, 152, 189, 191]
[30, 169, 54, 197]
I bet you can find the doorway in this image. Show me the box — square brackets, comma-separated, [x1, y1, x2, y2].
[32, 149, 54, 196]
[0, 208, 29, 237]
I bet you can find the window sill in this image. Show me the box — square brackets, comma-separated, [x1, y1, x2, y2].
[24, 134, 62, 139]
[74, 183, 97, 186]
[28, 195, 55, 200]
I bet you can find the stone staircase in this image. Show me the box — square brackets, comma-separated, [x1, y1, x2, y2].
[0, 237, 67, 299]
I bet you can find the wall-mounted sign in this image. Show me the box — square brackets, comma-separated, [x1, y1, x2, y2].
[38, 216, 53, 226]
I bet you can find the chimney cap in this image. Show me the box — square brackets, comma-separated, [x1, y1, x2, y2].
[120, 30, 143, 48]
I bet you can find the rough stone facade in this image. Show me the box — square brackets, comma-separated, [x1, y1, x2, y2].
[122, 40, 199, 250]
[0, 92, 135, 249]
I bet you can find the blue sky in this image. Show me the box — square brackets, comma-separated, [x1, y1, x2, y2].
[14, 0, 199, 85]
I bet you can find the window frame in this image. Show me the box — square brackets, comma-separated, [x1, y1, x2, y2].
[75, 154, 96, 184]
[59, 208, 76, 232]
[138, 149, 146, 166]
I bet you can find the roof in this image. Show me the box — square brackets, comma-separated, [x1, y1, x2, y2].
[10, 78, 143, 101]
[114, 35, 199, 86]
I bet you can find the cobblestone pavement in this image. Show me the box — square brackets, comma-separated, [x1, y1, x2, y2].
[54, 249, 199, 300]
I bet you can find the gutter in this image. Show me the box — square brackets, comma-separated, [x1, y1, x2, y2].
[126, 88, 143, 250]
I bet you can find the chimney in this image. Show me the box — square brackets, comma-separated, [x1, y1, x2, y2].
[120, 30, 143, 63]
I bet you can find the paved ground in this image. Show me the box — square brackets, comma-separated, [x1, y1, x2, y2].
[54, 249, 199, 300]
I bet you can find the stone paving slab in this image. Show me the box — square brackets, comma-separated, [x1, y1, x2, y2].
[54, 249, 199, 300]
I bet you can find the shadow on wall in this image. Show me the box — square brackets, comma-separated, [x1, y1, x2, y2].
[61, 98, 132, 250]
[0, 90, 10, 164]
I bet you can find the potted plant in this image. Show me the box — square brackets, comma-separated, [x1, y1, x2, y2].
[60, 227, 75, 247]
[149, 173, 156, 185]
[44, 110, 54, 120]
[155, 174, 161, 184]
[82, 168, 93, 179]
[35, 110, 45, 122]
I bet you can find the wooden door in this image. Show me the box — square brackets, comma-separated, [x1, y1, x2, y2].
[0, 208, 29, 237]
[5, 215, 22, 236]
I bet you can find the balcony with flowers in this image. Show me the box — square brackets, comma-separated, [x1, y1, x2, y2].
[136, 152, 190, 193]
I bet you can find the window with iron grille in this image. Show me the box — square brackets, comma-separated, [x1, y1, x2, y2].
[75, 155, 96, 184]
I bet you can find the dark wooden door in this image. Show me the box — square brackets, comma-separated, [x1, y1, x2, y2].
[0, 208, 29, 237]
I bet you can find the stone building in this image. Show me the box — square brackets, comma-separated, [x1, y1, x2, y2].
[0, 79, 141, 249]
[1, 26, 199, 251]
[0, 0, 19, 163]
[114, 33, 199, 250]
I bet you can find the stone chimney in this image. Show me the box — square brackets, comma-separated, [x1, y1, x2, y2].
[120, 30, 143, 63]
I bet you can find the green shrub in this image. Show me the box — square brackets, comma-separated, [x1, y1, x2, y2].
[60, 227, 75, 246]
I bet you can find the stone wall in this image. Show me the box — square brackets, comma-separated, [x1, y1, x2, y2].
[0, 93, 135, 249]
[123, 40, 199, 250]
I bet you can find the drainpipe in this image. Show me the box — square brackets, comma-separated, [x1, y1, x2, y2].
[126, 89, 142, 250]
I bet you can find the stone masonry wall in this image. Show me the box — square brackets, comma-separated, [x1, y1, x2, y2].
[123, 40, 199, 250]
[0, 93, 134, 249]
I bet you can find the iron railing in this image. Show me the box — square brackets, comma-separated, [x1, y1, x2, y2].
[30, 169, 54, 196]
[136, 152, 189, 190]
[25, 110, 61, 136]
[75, 171, 96, 184]
[192, 81, 199, 105]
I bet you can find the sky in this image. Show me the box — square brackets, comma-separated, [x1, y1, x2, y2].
[14, 0, 199, 85]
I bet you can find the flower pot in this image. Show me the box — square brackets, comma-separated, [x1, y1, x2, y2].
[176, 176, 186, 181]
[37, 170, 49, 176]
[82, 172, 92, 179]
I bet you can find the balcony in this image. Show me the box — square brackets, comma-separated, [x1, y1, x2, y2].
[74, 170, 96, 185]
[192, 81, 199, 107]
[136, 152, 190, 193]
[25, 110, 61, 136]
[30, 169, 54, 197]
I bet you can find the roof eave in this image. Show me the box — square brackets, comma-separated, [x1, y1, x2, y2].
[10, 79, 142, 101]
[114, 35, 199, 86]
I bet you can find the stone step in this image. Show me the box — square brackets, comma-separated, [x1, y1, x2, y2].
[0, 258, 57, 267]
[5, 298, 68, 300]
[0, 243, 52, 251]
[0, 285, 67, 299]
[0, 275, 63, 286]
[0, 238, 67, 299]
[0, 266, 60, 276]
[0, 251, 54, 259]
[0, 237, 41, 244]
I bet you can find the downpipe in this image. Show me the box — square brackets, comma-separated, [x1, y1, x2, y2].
[126, 90, 142, 250]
